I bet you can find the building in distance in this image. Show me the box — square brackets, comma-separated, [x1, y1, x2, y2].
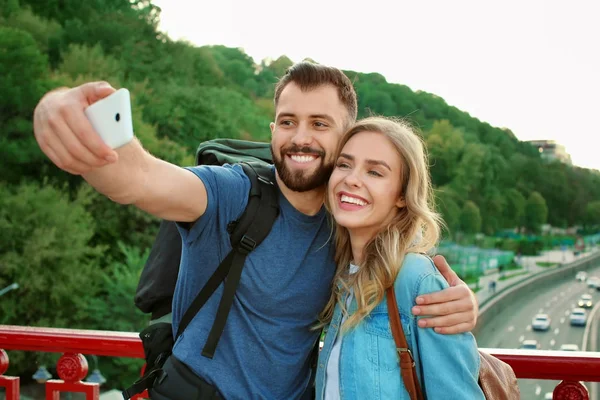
[526, 139, 572, 165]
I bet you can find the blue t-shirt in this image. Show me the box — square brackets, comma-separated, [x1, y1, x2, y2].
[172, 164, 336, 399]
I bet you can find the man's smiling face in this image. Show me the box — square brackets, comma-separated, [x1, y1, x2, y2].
[270, 82, 349, 192]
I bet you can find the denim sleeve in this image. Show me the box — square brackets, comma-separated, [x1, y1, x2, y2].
[414, 271, 485, 399]
[176, 164, 250, 244]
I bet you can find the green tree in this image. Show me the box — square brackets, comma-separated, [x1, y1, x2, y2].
[154, 42, 224, 88]
[426, 120, 465, 187]
[0, 0, 19, 17]
[0, 26, 51, 183]
[504, 188, 526, 230]
[450, 143, 488, 198]
[524, 191, 548, 234]
[359, 89, 397, 116]
[141, 83, 271, 151]
[436, 189, 461, 237]
[85, 242, 148, 388]
[1, 7, 63, 55]
[0, 26, 48, 117]
[0, 182, 104, 328]
[265, 55, 293, 78]
[460, 201, 482, 234]
[584, 201, 600, 228]
[481, 189, 505, 235]
[57, 43, 122, 81]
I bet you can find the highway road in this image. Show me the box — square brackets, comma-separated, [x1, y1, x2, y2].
[475, 265, 600, 399]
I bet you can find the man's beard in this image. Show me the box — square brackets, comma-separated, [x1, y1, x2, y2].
[271, 144, 334, 192]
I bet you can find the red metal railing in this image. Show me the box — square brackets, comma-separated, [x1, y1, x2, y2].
[0, 326, 146, 400]
[0, 325, 598, 399]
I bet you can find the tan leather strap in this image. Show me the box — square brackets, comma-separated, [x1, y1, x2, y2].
[386, 287, 424, 400]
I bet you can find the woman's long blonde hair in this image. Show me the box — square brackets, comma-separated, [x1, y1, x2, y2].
[317, 116, 443, 331]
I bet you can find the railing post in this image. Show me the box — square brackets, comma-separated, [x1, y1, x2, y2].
[554, 380, 589, 400]
[45, 352, 99, 400]
[0, 349, 20, 400]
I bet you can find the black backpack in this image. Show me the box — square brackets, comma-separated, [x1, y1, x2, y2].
[123, 139, 279, 399]
[134, 138, 277, 319]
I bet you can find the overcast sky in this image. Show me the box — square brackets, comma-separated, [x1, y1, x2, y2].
[152, 0, 600, 171]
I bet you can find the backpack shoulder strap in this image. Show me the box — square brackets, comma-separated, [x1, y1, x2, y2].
[227, 162, 277, 246]
[176, 162, 279, 359]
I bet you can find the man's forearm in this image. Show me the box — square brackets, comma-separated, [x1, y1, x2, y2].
[82, 138, 151, 205]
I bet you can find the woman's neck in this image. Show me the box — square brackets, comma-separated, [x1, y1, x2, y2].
[350, 230, 373, 265]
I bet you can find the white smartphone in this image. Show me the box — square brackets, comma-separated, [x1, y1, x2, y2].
[84, 88, 134, 149]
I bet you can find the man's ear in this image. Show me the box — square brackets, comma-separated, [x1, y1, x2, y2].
[270, 122, 275, 136]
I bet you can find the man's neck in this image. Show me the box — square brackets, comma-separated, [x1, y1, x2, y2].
[276, 174, 326, 216]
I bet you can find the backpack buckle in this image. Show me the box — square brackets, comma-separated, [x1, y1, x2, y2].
[238, 235, 257, 253]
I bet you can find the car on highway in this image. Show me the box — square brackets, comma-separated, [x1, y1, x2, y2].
[576, 271, 587, 282]
[578, 294, 593, 308]
[520, 339, 541, 350]
[586, 276, 600, 288]
[531, 313, 551, 331]
[559, 344, 580, 351]
[570, 308, 587, 326]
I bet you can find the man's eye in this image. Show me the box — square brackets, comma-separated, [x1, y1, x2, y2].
[280, 120, 294, 126]
[314, 121, 328, 128]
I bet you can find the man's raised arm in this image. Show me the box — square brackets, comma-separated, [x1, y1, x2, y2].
[33, 81, 206, 222]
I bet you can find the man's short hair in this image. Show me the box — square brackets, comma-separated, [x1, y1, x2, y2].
[274, 61, 358, 123]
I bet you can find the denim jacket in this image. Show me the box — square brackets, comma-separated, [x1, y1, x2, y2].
[315, 253, 484, 400]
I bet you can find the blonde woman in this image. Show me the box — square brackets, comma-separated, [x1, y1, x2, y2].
[315, 117, 484, 399]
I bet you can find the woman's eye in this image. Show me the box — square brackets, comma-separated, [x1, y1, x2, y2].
[368, 170, 383, 177]
[336, 162, 350, 169]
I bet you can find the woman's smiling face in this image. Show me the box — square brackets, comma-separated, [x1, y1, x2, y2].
[328, 130, 406, 239]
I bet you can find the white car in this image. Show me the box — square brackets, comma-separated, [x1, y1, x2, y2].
[587, 276, 600, 288]
[576, 271, 587, 282]
[531, 314, 551, 331]
[544, 392, 553, 400]
[578, 294, 593, 308]
[559, 344, 580, 351]
[520, 339, 541, 350]
[570, 308, 587, 326]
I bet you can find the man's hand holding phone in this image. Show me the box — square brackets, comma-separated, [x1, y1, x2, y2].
[34, 81, 207, 222]
[33, 81, 123, 175]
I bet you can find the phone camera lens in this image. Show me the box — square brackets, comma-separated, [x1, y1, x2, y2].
[115, 113, 121, 122]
